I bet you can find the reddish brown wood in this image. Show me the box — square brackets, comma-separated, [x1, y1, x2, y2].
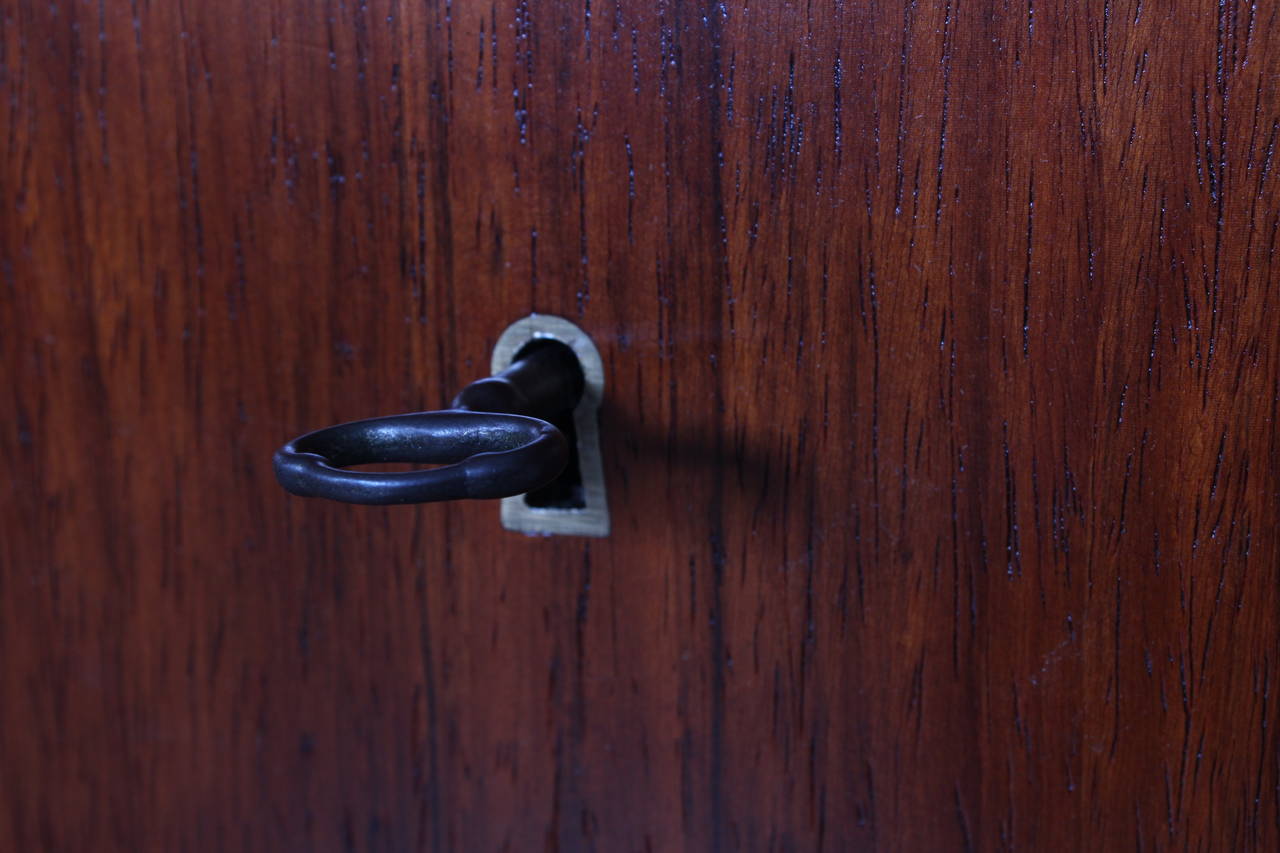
[4, 0, 1280, 849]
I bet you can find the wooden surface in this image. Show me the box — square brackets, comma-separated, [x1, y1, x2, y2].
[4, 0, 1280, 849]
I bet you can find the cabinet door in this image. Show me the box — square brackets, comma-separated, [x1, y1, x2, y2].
[3, 1, 1278, 849]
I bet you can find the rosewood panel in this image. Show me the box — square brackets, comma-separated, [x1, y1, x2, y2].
[3, 0, 1279, 849]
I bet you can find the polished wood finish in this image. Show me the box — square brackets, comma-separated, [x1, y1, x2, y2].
[4, 0, 1279, 848]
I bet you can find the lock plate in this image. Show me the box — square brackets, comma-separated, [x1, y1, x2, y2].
[491, 315, 610, 537]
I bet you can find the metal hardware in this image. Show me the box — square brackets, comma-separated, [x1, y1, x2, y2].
[274, 341, 585, 506]
[491, 315, 610, 538]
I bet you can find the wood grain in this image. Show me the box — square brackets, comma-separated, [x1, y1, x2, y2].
[4, 0, 1280, 849]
